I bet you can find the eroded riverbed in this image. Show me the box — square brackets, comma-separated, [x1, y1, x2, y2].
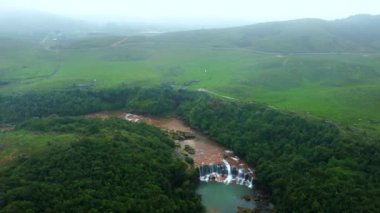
[86, 111, 258, 212]
[145, 117, 227, 166]
[87, 112, 254, 168]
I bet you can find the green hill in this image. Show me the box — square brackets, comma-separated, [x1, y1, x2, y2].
[1, 87, 379, 212]
[0, 117, 203, 212]
[1, 14, 380, 134]
[155, 14, 380, 52]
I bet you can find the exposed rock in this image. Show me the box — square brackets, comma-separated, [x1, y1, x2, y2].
[183, 131, 196, 139]
[232, 167, 238, 176]
[166, 130, 195, 140]
[0, 124, 15, 132]
[184, 145, 196, 155]
[231, 156, 240, 162]
[241, 195, 252, 202]
[224, 150, 234, 157]
[125, 113, 142, 122]
[237, 206, 253, 213]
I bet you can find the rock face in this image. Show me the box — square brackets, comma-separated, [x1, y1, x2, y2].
[125, 113, 142, 122]
[224, 150, 234, 158]
[184, 145, 196, 155]
[166, 130, 196, 140]
[183, 131, 196, 139]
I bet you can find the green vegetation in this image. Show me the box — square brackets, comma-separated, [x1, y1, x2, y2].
[177, 94, 380, 212]
[1, 15, 380, 133]
[0, 86, 178, 123]
[0, 131, 75, 171]
[1, 87, 379, 211]
[2, 12, 380, 212]
[157, 14, 380, 52]
[0, 117, 204, 212]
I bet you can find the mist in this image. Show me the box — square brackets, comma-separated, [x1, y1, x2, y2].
[1, 0, 380, 40]
[2, 0, 380, 27]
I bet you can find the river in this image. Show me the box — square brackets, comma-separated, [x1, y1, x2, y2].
[85, 111, 260, 212]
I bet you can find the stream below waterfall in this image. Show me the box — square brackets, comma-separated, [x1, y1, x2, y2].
[85, 112, 263, 213]
[144, 116, 257, 213]
[197, 182, 255, 213]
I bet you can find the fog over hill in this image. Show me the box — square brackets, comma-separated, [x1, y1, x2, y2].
[0, 9, 255, 38]
[0, 10, 200, 38]
[0, 10, 93, 37]
[155, 14, 380, 53]
[2, 10, 379, 53]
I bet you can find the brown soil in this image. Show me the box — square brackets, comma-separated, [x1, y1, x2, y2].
[143, 116, 226, 165]
[144, 117, 192, 132]
[84, 111, 254, 170]
[84, 111, 125, 119]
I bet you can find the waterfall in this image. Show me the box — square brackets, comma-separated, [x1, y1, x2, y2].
[222, 159, 233, 184]
[248, 177, 253, 188]
[198, 159, 255, 189]
[236, 168, 245, 185]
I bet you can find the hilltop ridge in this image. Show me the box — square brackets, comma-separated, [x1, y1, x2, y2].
[155, 14, 380, 53]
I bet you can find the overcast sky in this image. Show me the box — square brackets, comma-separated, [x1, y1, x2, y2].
[2, 0, 380, 23]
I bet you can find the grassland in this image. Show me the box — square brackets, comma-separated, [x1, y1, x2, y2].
[0, 130, 75, 171]
[1, 16, 380, 134]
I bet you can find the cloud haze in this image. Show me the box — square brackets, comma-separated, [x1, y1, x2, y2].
[2, 0, 380, 22]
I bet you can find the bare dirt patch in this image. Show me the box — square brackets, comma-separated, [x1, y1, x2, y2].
[84, 111, 254, 170]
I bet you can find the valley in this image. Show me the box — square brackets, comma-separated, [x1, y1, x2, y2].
[1, 9, 380, 212]
[86, 111, 264, 212]
[1, 23, 380, 134]
[1, 86, 379, 212]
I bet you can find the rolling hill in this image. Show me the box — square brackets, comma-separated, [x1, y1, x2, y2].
[155, 14, 380, 53]
[1, 13, 380, 134]
[1, 12, 380, 212]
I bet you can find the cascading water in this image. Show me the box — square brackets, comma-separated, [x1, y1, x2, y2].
[236, 168, 245, 185]
[223, 159, 233, 184]
[198, 159, 255, 188]
[199, 162, 226, 182]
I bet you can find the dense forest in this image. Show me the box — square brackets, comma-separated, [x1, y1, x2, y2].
[0, 86, 177, 123]
[0, 117, 203, 212]
[177, 94, 380, 212]
[1, 86, 380, 212]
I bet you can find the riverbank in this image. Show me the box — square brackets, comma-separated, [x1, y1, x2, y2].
[85, 111, 272, 212]
[86, 111, 256, 178]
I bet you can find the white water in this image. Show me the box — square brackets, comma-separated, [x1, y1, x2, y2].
[223, 159, 233, 184]
[199, 160, 254, 188]
[237, 168, 245, 185]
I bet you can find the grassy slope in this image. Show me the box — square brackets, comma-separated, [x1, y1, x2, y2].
[0, 131, 75, 171]
[1, 16, 380, 133]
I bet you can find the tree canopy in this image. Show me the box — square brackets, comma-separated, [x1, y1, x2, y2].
[1, 87, 380, 212]
[0, 117, 203, 212]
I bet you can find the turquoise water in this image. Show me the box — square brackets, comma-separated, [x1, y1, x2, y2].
[197, 182, 255, 213]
